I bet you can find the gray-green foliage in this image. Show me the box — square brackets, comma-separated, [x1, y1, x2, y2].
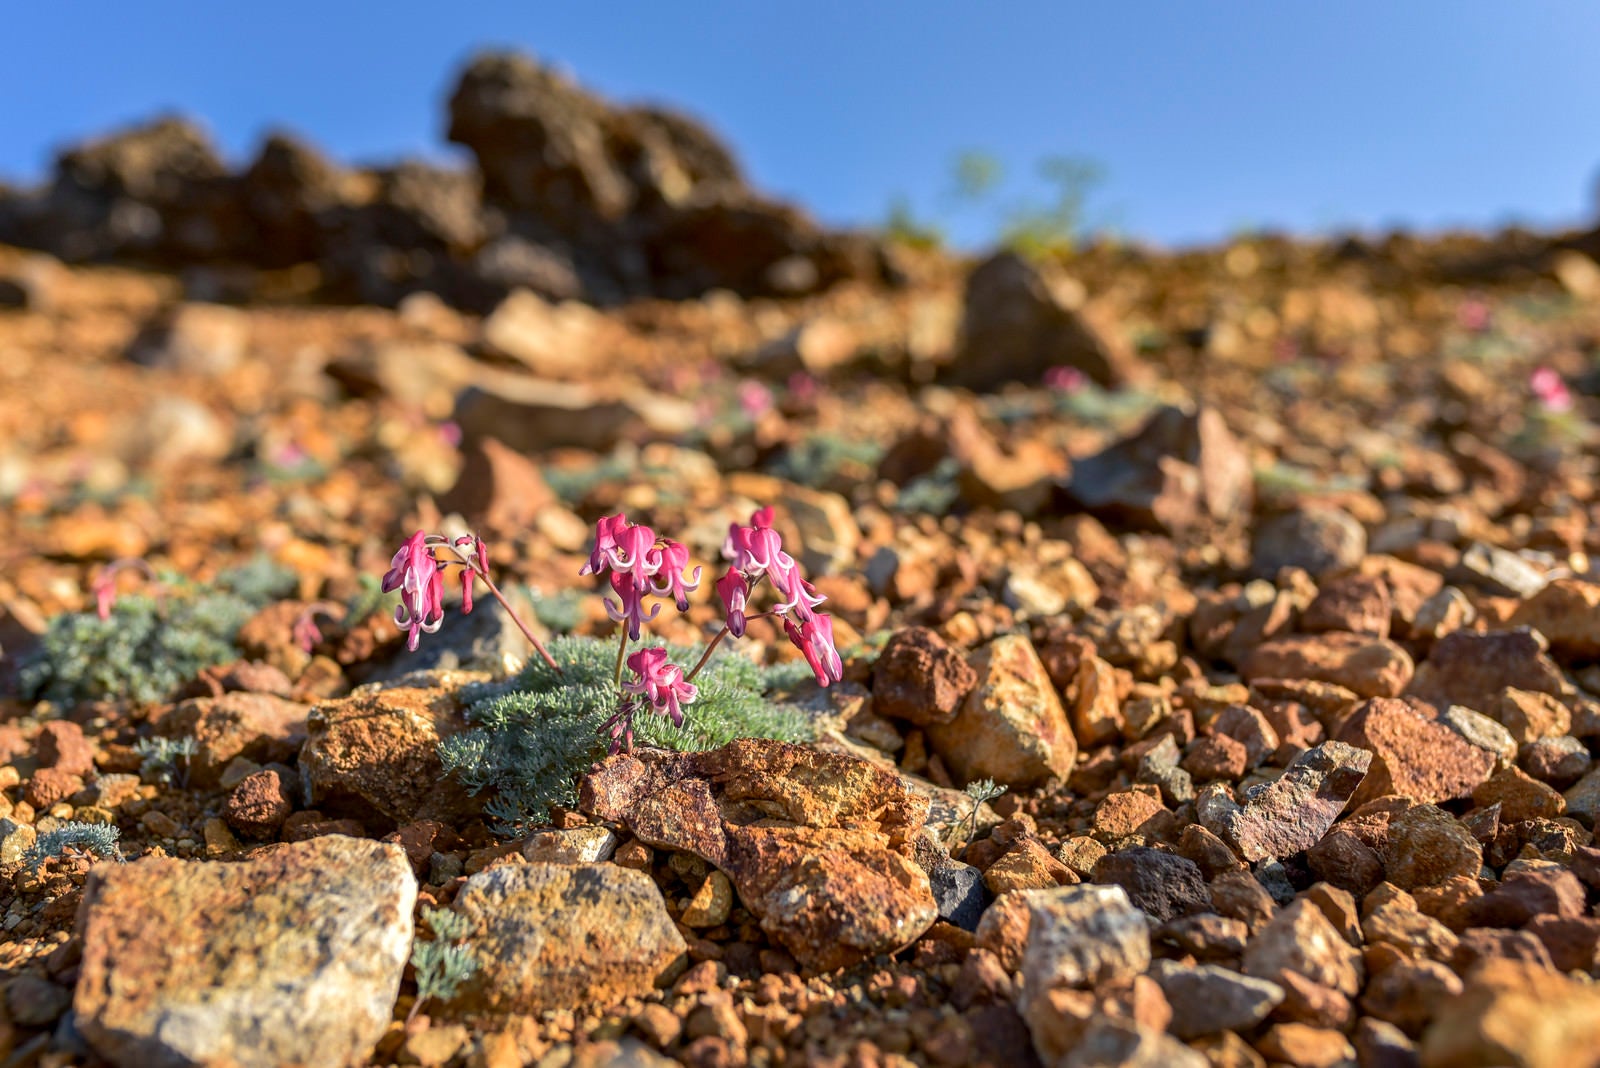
[133, 736, 198, 786]
[771, 433, 886, 490]
[531, 588, 584, 635]
[24, 821, 123, 872]
[439, 635, 813, 834]
[410, 905, 479, 1015]
[18, 557, 294, 705]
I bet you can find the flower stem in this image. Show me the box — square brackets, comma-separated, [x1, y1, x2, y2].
[614, 627, 631, 688]
[684, 626, 731, 683]
[480, 570, 561, 674]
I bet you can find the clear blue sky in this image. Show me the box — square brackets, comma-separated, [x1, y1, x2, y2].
[4, 3, 1598, 248]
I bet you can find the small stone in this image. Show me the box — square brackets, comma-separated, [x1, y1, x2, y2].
[36, 721, 96, 777]
[224, 768, 294, 840]
[1241, 633, 1414, 699]
[521, 826, 619, 864]
[73, 837, 415, 1068]
[1381, 804, 1483, 890]
[1472, 767, 1566, 823]
[929, 860, 988, 932]
[1018, 885, 1151, 1008]
[1093, 790, 1169, 842]
[1525, 915, 1600, 974]
[925, 634, 1077, 789]
[1451, 541, 1550, 599]
[1510, 579, 1600, 660]
[1152, 960, 1284, 1039]
[1336, 697, 1496, 807]
[1563, 767, 1600, 826]
[984, 839, 1076, 894]
[1243, 899, 1363, 996]
[1198, 741, 1371, 863]
[1363, 898, 1459, 965]
[163, 691, 309, 787]
[1470, 868, 1587, 928]
[1060, 1018, 1207, 1068]
[1492, 688, 1573, 745]
[681, 871, 734, 928]
[127, 302, 250, 376]
[1090, 847, 1211, 921]
[1353, 1017, 1418, 1068]
[1072, 656, 1125, 747]
[7, 973, 72, 1027]
[1256, 1023, 1357, 1068]
[447, 862, 685, 1014]
[0, 817, 37, 865]
[871, 627, 977, 727]
[1301, 574, 1392, 638]
[1420, 959, 1600, 1068]
[1520, 736, 1590, 788]
[1183, 734, 1249, 781]
[25, 767, 81, 809]
[1252, 507, 1367, 579]
[1440, 704, 1518, 764]
[1408, 627, 1568, 713]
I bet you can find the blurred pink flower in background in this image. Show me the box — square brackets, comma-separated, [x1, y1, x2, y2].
[436, 421, 462, 448]
[737, 379, 774, 420]
[1530, 367, 1573, 413]
[1043, 365, 1088, 393]
[1457, 295, 1492, 333]
[787, 372, 820, 405]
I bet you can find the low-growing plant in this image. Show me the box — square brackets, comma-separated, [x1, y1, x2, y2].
[385, 504, 844, 833]
[19, 556, 295, 705]
[23, 821, 123, 873]
[408, 905, 479, 1022]
[770, 432, 886, 490]
[132, 736, 198, 787]
[959, 778, 1006, 856]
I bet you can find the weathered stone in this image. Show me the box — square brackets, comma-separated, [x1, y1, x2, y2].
[1091, 847, 1211, 921]
[871, 626, 976, 727]
[1072, 655, 1125, 747]
[1441, 704, 1518, 763]
[299, 671, 485, 826]
[1062, 405, 1252, 534]
[929, 860, 988, 932]
[161, 692, 309, 787]
[1451, 541, 1550, 599]
[1492, 688, 1572, 745]
[578, 739, 936, 971]
[1381, 804, 1483, 890]
[1252, 507, 1367, 579]
[1243, 898, 1363, 996]
[1511, 579, 1600, 661]
[127, 302, 250, 377]
[944, 251, 1142, 392]
[1301, 573, 1392, 638]
[520, 826, 619, 864]
[447, 862, 684, 1014]
[1473, 767, 1566, 823]
[1419, 959, 1600, 1068]
[1241, 633, 1414, 699]
[926, 634, 1077, 789]
[1198, 741, 1371, 862]
[985, 838, 1077, 895]
[1408, 627, 1568, 712]
[435, 435, 557, 534]
[37, 720, 96, 777]
[224, 767, 294, 840]
[1256, 1023, 1356, 1068]
[1018, 885, 1151, 1009]
[1152, 960, 1284, 1039]
[1470, 868, 1587, 929]
[74, 836, 414, 1068]
[1336, 697, 1497, 806]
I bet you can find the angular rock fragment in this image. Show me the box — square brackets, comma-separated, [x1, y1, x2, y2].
[447, 862, 685, 1013]
[925, 634, 1077, 788]
[579, 739, 936, 971]
[1242, 898, 1363, 996]
[1151, 960, 1285, 1039]
[1335, 697, 1496, 806]
[1018, 884, 1151, 1009]
[871, 626, 976, 726]
[74, 836, 414, 1068]
[1197, 741, 1371, 862]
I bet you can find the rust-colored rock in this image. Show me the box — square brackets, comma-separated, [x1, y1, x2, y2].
[871, 626, 977, 726]
[1408, 627, 1569, 712]
[1241, 633, 1414, 699]
[578, 739, 936, 971]
[1509, 579, 1600, 661]
[160, 691, 309, 787]
[925, 634, 1077, 789]
[1335, 697, 1496, 807]
[298, 671, 486, 826]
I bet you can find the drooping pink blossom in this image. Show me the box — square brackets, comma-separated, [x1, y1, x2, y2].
[716, 568, 750, 637]
[1043, 365, 1088, 393]
[784, 612, 844, 687]
[605, 523, 662, 588]
[738, 379, 774, 420]
[604, 570, 662, 641]
[623, 646, 697, 727]
[382, 530, 445, 651]
[649, 539, 703, 612]
[580, 514, 631, 577]
[453, 534, 486, 613]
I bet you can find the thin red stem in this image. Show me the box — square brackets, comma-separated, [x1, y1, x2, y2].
[684, 627, 731, 683]
[479, 570, 561, 673]
[614, 627, 630, 688]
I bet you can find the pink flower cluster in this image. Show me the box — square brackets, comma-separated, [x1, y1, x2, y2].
[1531, 367, 1574, 414]
[719, 506, 842, 687]
[581, 514, 703, 639]
[381, 531, 489, 651]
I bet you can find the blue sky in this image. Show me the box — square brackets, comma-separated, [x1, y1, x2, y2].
[4, 3, 1598, 248]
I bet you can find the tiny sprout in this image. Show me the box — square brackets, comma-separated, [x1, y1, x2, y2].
[133, 736, 199, 787]
[959, 778, 1006, 856]
[408, 905, 479, 1023]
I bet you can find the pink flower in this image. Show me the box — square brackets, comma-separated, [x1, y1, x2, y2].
[580, 514, 631, 577]
[649, 540, 702, 611]
[604, 570, 661, 640]
[716, 569, 750, 637]
[437, 421, 462, 448]
[606, 524, 662, 588]
[382, 530, 445, 651]
[1458, 296, 1492, 333]
[453, 535, 486, 613]
[1531, 367, 1574, 413]
[771, 573, 826, 623]
[93, 575, 117, 621]
[1043, 365, 1088, 393]
[784, 612, 843, 687]
[622, 647, 697, 727]
[738, 379, 774, 420]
